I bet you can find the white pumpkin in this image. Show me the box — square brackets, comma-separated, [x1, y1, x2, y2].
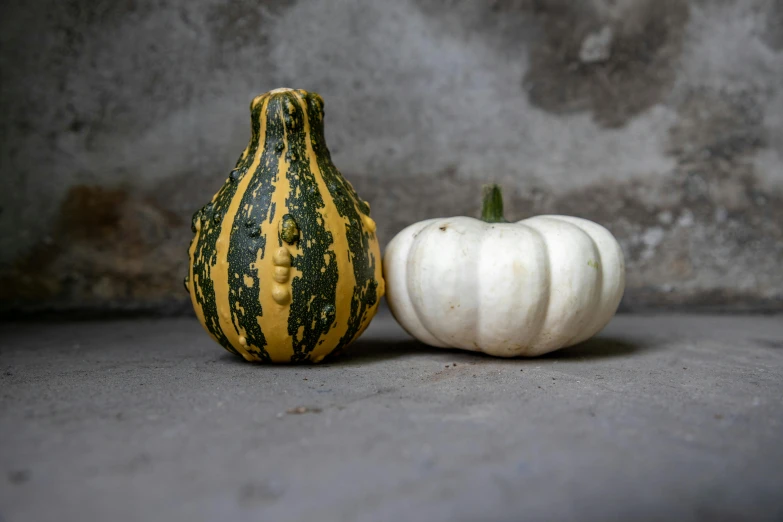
[383, 185, 625, 357]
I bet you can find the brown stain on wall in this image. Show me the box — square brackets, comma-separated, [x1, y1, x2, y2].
[0, 184, 186, 312]
[59, 185, 130, 241]
[11, 169, 778, 314]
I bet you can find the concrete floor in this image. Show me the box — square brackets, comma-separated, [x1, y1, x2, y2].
[1, 311, 782, 522]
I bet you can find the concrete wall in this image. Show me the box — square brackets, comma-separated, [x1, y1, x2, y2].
[1, 0, 782, 314]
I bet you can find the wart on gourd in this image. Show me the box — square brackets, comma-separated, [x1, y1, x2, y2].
[280, 214, 300, 244]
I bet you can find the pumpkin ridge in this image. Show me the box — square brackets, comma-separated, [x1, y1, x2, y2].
[543, 216, 616, 347]
[382, 219, 447, 348]
[404, 221, 452, 348]
[549, 218, 604, 347]
[524, 217, 600, 354]
[517, 221, 552, 350]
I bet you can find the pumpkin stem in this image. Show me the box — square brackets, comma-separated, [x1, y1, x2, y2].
[480, 184, 508, 223]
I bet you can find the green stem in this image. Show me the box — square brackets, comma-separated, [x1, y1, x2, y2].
[480, 184, 508, 223]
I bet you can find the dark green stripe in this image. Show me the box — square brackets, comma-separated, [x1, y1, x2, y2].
[191, 101, 265, 357]
[278, 92, 340, 363]
[223, 96, 296, 363]
[304, 93, 379, 355]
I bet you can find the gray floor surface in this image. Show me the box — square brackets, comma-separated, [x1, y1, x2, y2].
[1, 311, 782, 522]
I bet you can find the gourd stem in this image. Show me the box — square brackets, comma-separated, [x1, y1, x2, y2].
[480, 184, 508, 223]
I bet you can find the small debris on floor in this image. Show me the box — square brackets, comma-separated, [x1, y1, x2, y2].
[285, 406, 322, 415]
[8, 469, 30, 485]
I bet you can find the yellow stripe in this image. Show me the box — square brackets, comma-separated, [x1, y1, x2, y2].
[211, 95, 271, 361]
[252, 96, 301, 362]
[294, 93, 357, 362]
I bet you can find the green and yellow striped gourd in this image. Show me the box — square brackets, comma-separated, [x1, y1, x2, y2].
[185, 88, 384, 363]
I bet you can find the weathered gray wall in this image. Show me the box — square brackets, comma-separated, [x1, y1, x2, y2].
[1, 0, 782, 314]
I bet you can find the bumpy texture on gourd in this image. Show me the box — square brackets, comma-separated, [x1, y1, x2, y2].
[186, 88, 383, 363]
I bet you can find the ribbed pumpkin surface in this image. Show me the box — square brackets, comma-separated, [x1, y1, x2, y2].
[186, 88, 383, 363]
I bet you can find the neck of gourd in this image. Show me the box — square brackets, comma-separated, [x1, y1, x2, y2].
[480, 184, 508, 223]
[248, 89, 326, 148]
